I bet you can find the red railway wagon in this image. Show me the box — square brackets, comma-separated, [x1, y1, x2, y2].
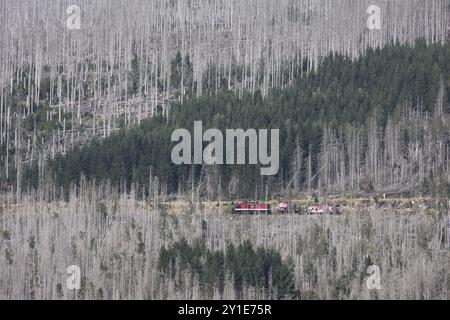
[233, 202, 272, 214]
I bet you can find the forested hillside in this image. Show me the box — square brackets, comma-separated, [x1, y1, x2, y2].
[0, 1, 449, 302]
[33, 41, 450, 200]
[0, 0, 448, 200]
[1, 190, 448, 299]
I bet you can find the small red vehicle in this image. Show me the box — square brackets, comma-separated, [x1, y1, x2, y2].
[277, 202, 289, 214]
[233, 202, 272, 214]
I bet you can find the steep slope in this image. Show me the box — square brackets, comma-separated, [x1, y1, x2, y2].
[25, 42, 450, 199]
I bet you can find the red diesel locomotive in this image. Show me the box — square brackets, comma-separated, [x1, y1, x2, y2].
[232, 202, 272, 214]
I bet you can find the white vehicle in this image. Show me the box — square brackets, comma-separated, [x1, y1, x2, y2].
[307, 205, 340, 215]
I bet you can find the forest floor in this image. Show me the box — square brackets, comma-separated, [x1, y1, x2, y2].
[1, 195, 447, 218]
[158, 196, 450, 216]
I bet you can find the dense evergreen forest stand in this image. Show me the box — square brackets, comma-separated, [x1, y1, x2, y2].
[0, 0, 448, 201]
[16, 42, 450, 200]
[158, 238, 299, 299]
